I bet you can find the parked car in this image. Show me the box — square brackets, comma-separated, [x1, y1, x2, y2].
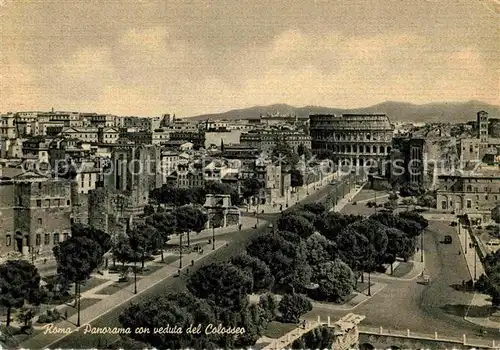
[444, 235, 452, 244]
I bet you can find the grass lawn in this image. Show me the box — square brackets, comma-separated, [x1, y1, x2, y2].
[138, 264, 165, 276]
[58, 298, 102, 319]
[355, 282, 371, 294]
[0, 326, 43, 347]
[98, 279, 138, 296]
[392, 261, 414, 278]
[263, 321, 298, 339]
[78, 277, 108, 294]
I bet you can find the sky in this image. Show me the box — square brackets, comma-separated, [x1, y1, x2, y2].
[0, 0, 498, 117]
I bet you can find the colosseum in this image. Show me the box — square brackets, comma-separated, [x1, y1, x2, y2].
[309, 114, 394, 167]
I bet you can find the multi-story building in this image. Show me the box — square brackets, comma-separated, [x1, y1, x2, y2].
[169, 131, 206, 150]
[436, 166, 500, 223]
[21, 137, 51, 164]
[122, 131, 153, 145]
[459, 111, 500, 169]
[167, 162, 204, 188]
[60, 127, 99, 143]
[388, 137, 428, 187]
[309, 114, 394, 167]
[0, 167, 73, 258]
[240, 130, 311, 152]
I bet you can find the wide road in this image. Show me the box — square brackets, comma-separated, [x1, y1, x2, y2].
[304, 192, 498, 341]
[50, 184, 335, 348]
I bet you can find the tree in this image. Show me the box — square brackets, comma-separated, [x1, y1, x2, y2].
[16, 304, 39, 328]
[335, 227, 370, 280]
[305, 233, 335, 268]
[129, 223, 160, 269]
[290, 169, 304, 189]
[278, 293, 312, 323]
[187, 262, 253, 311]
[120, 295, 199, 349]
[246, 233, 311, 291]
[204, 181, 242, 206]
[173, 206, 208, 247]
[384, 228, 405, 273]
[398, 211, 428, 230]
[230, 254, 274, 292]
[347, 219, 388, 264]
[241, 177, 263, 207]
[313, 260, 356, 302]
[258, 293, 279, 322]
[315, 212, 363, 241]
[492, 204, 500, 224]
[54, 236, 103, 325]
[276, 213, 315, 238]
[111, 231, 134, 268]
[300, 203, 327, 216]
[145, 212, 177, 262]
[0, 260, 41, 326]
[71, 223, 111, 255]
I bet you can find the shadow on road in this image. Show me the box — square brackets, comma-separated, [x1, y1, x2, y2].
[449, 283, 476, 293]
[440, 304, 492, 317]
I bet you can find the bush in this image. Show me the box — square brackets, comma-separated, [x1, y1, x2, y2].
[278, 293, 313, 324]
[37, 308, 61, 324]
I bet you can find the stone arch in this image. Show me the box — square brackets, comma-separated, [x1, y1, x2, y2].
[380, 145, 385, 154]
[365, 145, 370, 153]
[353, 145, 357, 153]
[372, 145, 377, 153]
[387, 146, 392, 153]
[347, 145, 352, 153]
[359, 343, 375, 350]
[341, 145, 345, 153]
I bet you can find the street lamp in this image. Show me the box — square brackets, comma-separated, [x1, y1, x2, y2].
[179, 232, 183, 269]
[211, 213, 216, 251]
[420, 230, 424, 263]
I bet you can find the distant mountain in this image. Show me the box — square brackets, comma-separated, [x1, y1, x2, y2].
[187, 101, 499, 123]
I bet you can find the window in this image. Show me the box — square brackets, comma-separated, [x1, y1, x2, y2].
[6, 235, 11, 246]
[45, 199, 50, 207]
[37, 218, 42, 225]
[44, 233, 50, 245]
[36, 200, 42, 207]
[467, 185, 472, 192]
[53, 233, 60, 245]
[36, 234, 41, 246]
[467, 200, 472, 209]
[67, 200, 70, 205]
[441, 201, 447, 210]
[485, 195, 489, 200]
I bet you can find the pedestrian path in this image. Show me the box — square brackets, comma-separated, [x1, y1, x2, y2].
[247, 172, 337, 214]
[331, 184, 366, 212]
[456, 225, 486, 282]
[455, 225, 500, 330]
[169, 216, 264, 244]
[21, 240, 228, 349]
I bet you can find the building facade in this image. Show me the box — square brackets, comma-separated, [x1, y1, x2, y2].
[309, 114, 393, 167]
